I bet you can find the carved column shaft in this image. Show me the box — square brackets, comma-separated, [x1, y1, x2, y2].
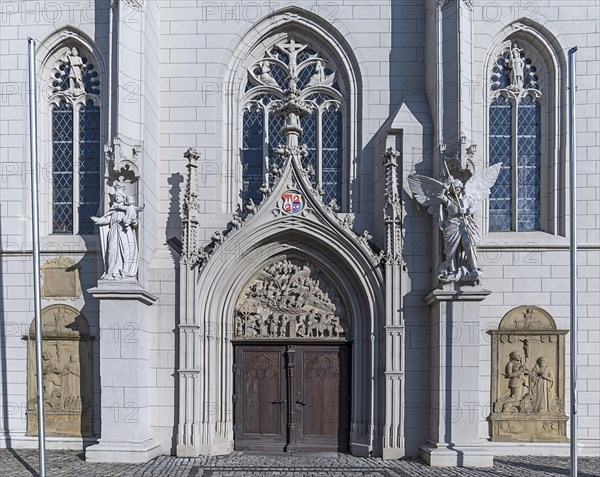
[382, 147, 405, 458]
[181, 148, 201, 266]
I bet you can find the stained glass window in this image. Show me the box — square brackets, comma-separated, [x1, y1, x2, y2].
[50, 46, 101, 235]
[52, 101, 74, 234]
[489, 96, 512, 232]
[517, 95, 541, 231]
[241, 108, 264, 203]
[241, 41, 344, 207]
[488, 93, 541, 232]
[78, 100, 101, 234]
[321, 109, 343, 205]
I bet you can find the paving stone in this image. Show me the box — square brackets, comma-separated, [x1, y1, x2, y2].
[0, 450, 599, 477]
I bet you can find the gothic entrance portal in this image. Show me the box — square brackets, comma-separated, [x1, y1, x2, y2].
[232, 258, 351, 452]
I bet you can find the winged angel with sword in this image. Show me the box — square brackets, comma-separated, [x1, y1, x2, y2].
[408, 163, 501, 284]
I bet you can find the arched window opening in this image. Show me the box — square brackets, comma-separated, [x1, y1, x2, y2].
[47, 45, 101, 235]
[241, 38, 345, 207]
[488, 40, 543, 232]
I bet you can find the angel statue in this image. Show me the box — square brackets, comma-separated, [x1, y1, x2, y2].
[408, 164, 501, 283]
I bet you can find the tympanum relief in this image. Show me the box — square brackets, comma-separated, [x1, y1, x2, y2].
[26, 305, 93, 437]
[234, 258, 349, 340]
[488, 306, 568, 442]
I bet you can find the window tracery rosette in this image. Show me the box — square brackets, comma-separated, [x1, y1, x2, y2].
[488, 40, 543, 232]
[45, 44, 101, 234]
[241, 39, 344, 206]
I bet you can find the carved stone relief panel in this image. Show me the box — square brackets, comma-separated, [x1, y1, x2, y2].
[41, 257, 82, 300]
[488, 306, 568, 442]
[26, 305, 94, 437]
[234, 258, 349, 340]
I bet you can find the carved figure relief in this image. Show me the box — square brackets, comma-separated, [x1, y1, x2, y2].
[488, 306, 568, 442]
[26, 305, 94, 437]
[235, 258, 349, 340]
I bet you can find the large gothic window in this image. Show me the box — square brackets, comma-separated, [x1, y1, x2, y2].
[241, 39, 344, 206]
[488, 41, 543, 232]
[48, 46, 101, 234]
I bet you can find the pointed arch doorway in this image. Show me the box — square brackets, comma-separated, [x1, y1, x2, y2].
[232, 257, 352, 452]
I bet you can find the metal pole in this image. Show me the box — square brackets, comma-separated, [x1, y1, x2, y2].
[27, 37, 46, 477]
[568, 45, 578, 477]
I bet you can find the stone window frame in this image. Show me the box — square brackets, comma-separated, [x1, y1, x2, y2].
[224, 20, 361, 214]
[37, 29, 106, 240]
[483, 23, 566, 237]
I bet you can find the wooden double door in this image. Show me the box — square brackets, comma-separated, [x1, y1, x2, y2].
[234, 344, 350, 452]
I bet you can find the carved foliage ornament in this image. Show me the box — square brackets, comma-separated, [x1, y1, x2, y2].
[235, 258, 349, 340]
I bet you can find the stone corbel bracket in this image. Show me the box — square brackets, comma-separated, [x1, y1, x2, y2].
[105, 135, 143, 181]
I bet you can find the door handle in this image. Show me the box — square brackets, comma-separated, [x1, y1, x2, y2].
[271, 400, 286, 404]
[296, 400, 306, 406]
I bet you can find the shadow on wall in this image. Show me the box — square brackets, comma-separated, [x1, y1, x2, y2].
[166, 171, 183, 453]
[390, 0, 434, 457]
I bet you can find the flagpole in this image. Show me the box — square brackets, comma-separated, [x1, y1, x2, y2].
[568, 45, 578, 477]
[27, 37, 47, 477]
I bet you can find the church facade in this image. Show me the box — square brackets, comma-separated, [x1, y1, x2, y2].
[0, 0, 599, 467]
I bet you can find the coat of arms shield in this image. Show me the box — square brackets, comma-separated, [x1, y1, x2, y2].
[281, 191, 304, 214]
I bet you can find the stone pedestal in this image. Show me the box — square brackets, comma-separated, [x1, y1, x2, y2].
[419, 284, 493, 467]
[85, 283, 160, 463]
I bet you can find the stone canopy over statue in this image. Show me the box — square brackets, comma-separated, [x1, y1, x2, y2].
[92, 183, 144, 281]
[408, 163, 501, 284]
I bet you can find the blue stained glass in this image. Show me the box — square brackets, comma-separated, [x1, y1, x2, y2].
[297, 49, 317, 64]
[321, 109, 342, 205]
[490, 53, 511, 91]
[241, 108, 264, 203]
[517, 95, 541, 231]
[78, 101, 101, 234]
[300, 114, 318, 188]
[52, 101, 74, 234]
[268, 114, 285, 187]
[306, 93, 335, 107]
[488, 96, 512, 231]
[82, 59, 100, 95]
[268, 64, 287, 88]
[297, 63, 316, 90]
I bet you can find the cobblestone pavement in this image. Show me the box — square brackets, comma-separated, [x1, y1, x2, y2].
[0, 450, 599, 477]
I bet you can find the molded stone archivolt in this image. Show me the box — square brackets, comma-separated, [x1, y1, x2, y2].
[234, 257, 350, 340]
